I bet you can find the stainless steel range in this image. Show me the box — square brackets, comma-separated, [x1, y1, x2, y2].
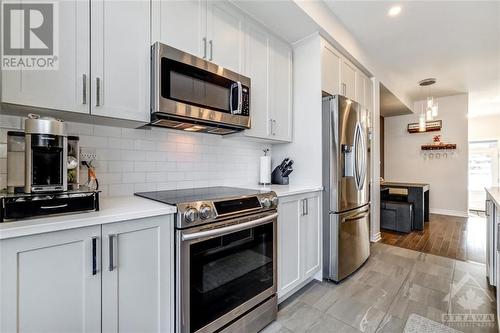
[135, 187, 278, 333]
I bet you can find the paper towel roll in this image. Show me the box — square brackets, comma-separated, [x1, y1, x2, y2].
[259, 156, 271, 185]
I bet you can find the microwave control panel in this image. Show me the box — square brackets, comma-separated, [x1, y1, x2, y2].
[242, 86, 250, 116]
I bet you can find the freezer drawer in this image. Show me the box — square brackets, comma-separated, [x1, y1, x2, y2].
[323, 205, 370, 282]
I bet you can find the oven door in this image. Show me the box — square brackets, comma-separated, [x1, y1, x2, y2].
[177, 211, 277, 333]
[152, 42, 251, 129]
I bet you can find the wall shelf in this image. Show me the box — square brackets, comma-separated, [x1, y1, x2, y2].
[421, 143, 457, 150]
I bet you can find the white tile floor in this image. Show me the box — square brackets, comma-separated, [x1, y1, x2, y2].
[263, 243, 497, 333]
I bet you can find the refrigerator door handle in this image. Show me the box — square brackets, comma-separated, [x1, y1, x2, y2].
[353, 123, 361, 190]
[358, 123, 367, 191]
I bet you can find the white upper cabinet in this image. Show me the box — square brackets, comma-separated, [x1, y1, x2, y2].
[155, 0, 207, 58]
[0, 226, 101, 333]
[243, 20, 270, 139]
[341, 58, 356, 100]
[366, 77, 373, 113]
[206, 1, 245, 73]
[91, 0, 150, 122]
[321, 42, 342, 96]
[269, 37, 293, 142]
[1, 0, 90, 114]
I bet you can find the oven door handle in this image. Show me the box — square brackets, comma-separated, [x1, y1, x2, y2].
[181, 212, 278, 241]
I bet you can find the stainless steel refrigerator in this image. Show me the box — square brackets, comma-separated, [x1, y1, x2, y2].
[322, 95, 370, 282]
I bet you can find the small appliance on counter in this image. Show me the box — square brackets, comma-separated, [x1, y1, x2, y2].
[24, 114, 68, 193]
[0, 190, 99, 222]
[271, 158, 293, 185]
[2, 114, 100, 222]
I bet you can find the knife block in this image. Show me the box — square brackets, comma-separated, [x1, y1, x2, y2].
[271, 167, 289, 185]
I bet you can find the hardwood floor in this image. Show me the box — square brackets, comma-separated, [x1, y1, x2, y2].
[380, 213, 486, 263]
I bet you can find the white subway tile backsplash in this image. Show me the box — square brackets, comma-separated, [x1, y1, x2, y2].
[0, 116, 270, 195]
[134, 161, 157, 172]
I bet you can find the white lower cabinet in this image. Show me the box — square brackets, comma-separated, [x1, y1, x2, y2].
[0, 215, 174, 333]
[0, 226, 102, 333]
[277, 191, 322, 301]
[101, 215, 173, 333]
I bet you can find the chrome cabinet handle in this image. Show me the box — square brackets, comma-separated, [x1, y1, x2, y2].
[209, 40, 213, 61]
[91, 236, 98, 276]
[108, 234, 117, 271]
[302, 199, 306, 216]
[269, 119, 273, 136]
[83, 74, 87, 105]
[272, 120, 277, 136]
[202, 37, 207, 59]
[182, 213, 278, 241]
[40, 204, 68, 209]
[305, 198, 309, 215]
[96, 77, 101, 106]
[486, 200, 491, 216]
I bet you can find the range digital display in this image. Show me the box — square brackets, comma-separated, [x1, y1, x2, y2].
[214, 196, 261, 215]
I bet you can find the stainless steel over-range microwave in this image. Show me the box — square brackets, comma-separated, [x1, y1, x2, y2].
[151, 42, 251, 135]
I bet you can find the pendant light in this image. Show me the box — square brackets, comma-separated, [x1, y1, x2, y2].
[419, 100, 426, 132]
[419, 78, 438, 121]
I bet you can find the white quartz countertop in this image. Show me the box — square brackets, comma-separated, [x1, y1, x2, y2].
[486, 187, 500, 207]
[0, 196, 176, 240]
[252, 184, 323, 197]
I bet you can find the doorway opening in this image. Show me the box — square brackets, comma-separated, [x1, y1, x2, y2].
[468, 140, 500, 212]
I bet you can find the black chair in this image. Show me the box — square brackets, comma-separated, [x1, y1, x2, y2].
[380, 201, 414, 233]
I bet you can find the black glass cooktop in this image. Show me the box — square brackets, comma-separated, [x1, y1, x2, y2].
[134, 186, 264, 205]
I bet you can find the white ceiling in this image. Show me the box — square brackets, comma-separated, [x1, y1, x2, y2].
[325, 0, 500, 117]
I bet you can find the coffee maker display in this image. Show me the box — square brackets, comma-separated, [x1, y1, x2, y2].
[24, 114, 68, 193]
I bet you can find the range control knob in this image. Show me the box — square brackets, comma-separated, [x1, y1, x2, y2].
[199, 204, 212, 220]
[260, 197, 271, 208]
[184, 207, 199, 223]
[271, 196, 279, 206]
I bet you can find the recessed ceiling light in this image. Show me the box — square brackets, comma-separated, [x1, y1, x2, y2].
[388, 5, 402, 17]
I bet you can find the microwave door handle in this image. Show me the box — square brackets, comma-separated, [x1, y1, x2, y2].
[230, 82, 243, 115]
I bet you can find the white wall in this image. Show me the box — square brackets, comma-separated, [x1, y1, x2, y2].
[384, 94, 469, 216]
[0, 115, 270, 196]
[469, 114, 500, 142]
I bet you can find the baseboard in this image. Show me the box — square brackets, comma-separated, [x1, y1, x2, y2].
[371, 232, 381, 242]
[429, 208, 469, 217]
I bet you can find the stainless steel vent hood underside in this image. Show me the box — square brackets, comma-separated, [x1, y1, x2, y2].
[150, 113, 244, 135]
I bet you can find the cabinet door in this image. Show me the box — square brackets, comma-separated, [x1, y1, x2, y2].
[270, 37, 293, 142]
[243, 20, 270, 139]
[206, 1, 244, 73]
[102, 215, 174, 333]
[90, 0, 150, 122]
[355, 72, 367, 107]
[321, 42, 341, 96]
[277, 197, 301, 298]
[154, 0, 207, 58]
[341, 58, 356, 100]
[301, 194, 321, 279]
[365, 77, 373, 114]
[0, 226, 101, 333]
[1, 0, 89, 114]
